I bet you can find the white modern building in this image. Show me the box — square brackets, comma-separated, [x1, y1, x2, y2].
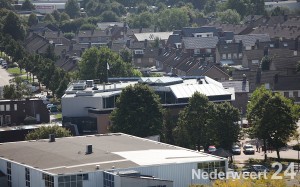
[0, 133, 228, 187]
[61, 77, 235, 134]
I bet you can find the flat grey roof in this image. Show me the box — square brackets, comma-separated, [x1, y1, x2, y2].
[0, 134, 224, 175]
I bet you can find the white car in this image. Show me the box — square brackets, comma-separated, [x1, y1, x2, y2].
[243, 144, 255, 155]
[232, 145, 241, 155]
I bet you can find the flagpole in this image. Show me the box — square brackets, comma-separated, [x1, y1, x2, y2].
[106, 62, 109, 83]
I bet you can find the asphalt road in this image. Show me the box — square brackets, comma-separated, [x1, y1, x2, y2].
[0, 66, 10, 87]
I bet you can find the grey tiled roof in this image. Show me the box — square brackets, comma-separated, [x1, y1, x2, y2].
[181, 26, 218, 37]
[182, 36, 219, 49]
[234, 34, 271, 47]
[274, 75, 300, 91]
[250, 25, 300, 39]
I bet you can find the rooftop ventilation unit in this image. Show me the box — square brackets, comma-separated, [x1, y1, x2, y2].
[76, 91, 94, 96]
[73, 81, 86, 90]
[49, 134, 55, 142]
[86, 80, 94, 87]
[86, 144, 93, 154]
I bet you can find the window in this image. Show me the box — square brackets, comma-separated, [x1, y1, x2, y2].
[283, 43, 288, 47]
[0, 115, 3, 126]
[197, 161, 226, 179]
[294, 91, 299, 98]
[103, 172, 115, 187]
[25, 168, 30, 187]
[6, 104, 10, 111]
[149, 58, 153, 63]
[0, 105, 4, 111]
[137, 58, 141, 64]
[134, 50, 144, 55]
[43, 173, 54, 187]
[239, 53, 243, 59]
[227, 53, 232, 59]
[58, 174, 88, 187]
[194, 49, 200, 54]
[7, 162, 12, 187]
[206, 49, 212, 53]
[222, 54, 226, 59]
[269, 44, 274, 48]
[252, 60, 259, 64]
[284, 92, 289, 97]
[14, 104, 17, 111]
[233, 53, 237, 59]
[5, 115, 11, 125]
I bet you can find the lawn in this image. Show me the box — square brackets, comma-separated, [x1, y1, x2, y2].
[54, 113, 62, 120]
[7, 67, 26, 76]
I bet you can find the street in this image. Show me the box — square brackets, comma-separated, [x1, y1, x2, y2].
[0, 66, 10, 87]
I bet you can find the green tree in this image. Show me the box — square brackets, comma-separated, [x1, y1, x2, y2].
[110, 84, 163, 137]
[176, 92, 212, 150]
[297, 61, 300, 72]
[261, 56, 271, 71]
[44, 13, 55, 23]
[21, 0, 35, 10]
[226, 0, 247, 18]
[52, 10, 61, 22]
[211, 102, 240, 150]
[0, 0, 13, 10]
[60, 12, 70, 22]
[63, 32, 75, 40]
[217, 9, 241, 24]
[156, 8, 189, 31]
[79, 47, 140, 82]
[119, 49, 132, 63]
[162, 109, 177, 144]
[101, 10, 119, 22]
[65, 0, 80, 19]
[79, 23, 96, 30]
[204, 0, 216, 14]
[247, 86, 299, 160]
[28, 13, 38, 27]
[43, 45, 57, 61]
[25, 125, 72, 140]
[3, 85, 20, 99]
[2, 12, 25, 41]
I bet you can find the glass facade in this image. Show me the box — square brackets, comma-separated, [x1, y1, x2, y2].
[103, 172, 115, 187]
[25, 168, 30, 187]
[7, 162, 12, 187]
[58, 173, 88, 187]
[198, 161, 226, 173]
[42, 173, 54, 187]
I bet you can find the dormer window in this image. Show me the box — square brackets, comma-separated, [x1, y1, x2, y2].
[134, 50, 144, 54]
[269, 44, 274, 48]
[283, 43, 288, 47]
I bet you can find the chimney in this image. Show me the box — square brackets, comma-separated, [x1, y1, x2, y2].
[263, 46, 269, 56]
[103, 84, 105, 91]
[238, 40, 243, 53]
[126, 39, 131, 48]
[294, 51, 298, 56]
[114, 83, 116, 90]
[158, 47, 163, 55]
[144, 39, 148, 48]
[242, 74, 246, 83]
[255, 39, 259, 49]
[274, 74, 278, 84]
[139, 27, 142, 33]
[49, 134, 55, 142]
[284, 15, 288, 21]
[86, 144, 93, 154]
[92, 29, 95, 35]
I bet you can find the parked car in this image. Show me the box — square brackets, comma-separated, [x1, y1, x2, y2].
[243, 144, 255, 155]
[208, 145, 216, 154]
[232, 145, 241, 155]
[243, 165, 269, 174]
[47, 104, 54, 109]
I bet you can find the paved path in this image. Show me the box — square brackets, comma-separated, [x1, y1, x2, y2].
[0, 66, 11, 86]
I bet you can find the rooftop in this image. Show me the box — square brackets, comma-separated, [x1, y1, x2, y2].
[134, 32, 173, 42]
[0, 133, 224, 175]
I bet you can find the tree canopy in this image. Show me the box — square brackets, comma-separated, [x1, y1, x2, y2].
[78, 47, 142, 82]
[25, 125, 72, 140]
[21, 0, 35, 11]
[247, 86, 299, 160]
[65, 0, 80, 19]
[174, 92, 240, 151]
[110, 84, 163, 137]
[2, 12, 25, 41]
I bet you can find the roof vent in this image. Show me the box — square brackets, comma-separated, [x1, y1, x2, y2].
[86, 144, 93, 154]
[96, 165, 100, 170]
[49, 134, 55, 142]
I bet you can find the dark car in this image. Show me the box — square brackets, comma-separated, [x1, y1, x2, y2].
[232, 145, 241, 155]
[244, 165, 269, 173]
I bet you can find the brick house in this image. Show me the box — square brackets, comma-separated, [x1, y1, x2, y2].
[0, 99, 50, 126]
